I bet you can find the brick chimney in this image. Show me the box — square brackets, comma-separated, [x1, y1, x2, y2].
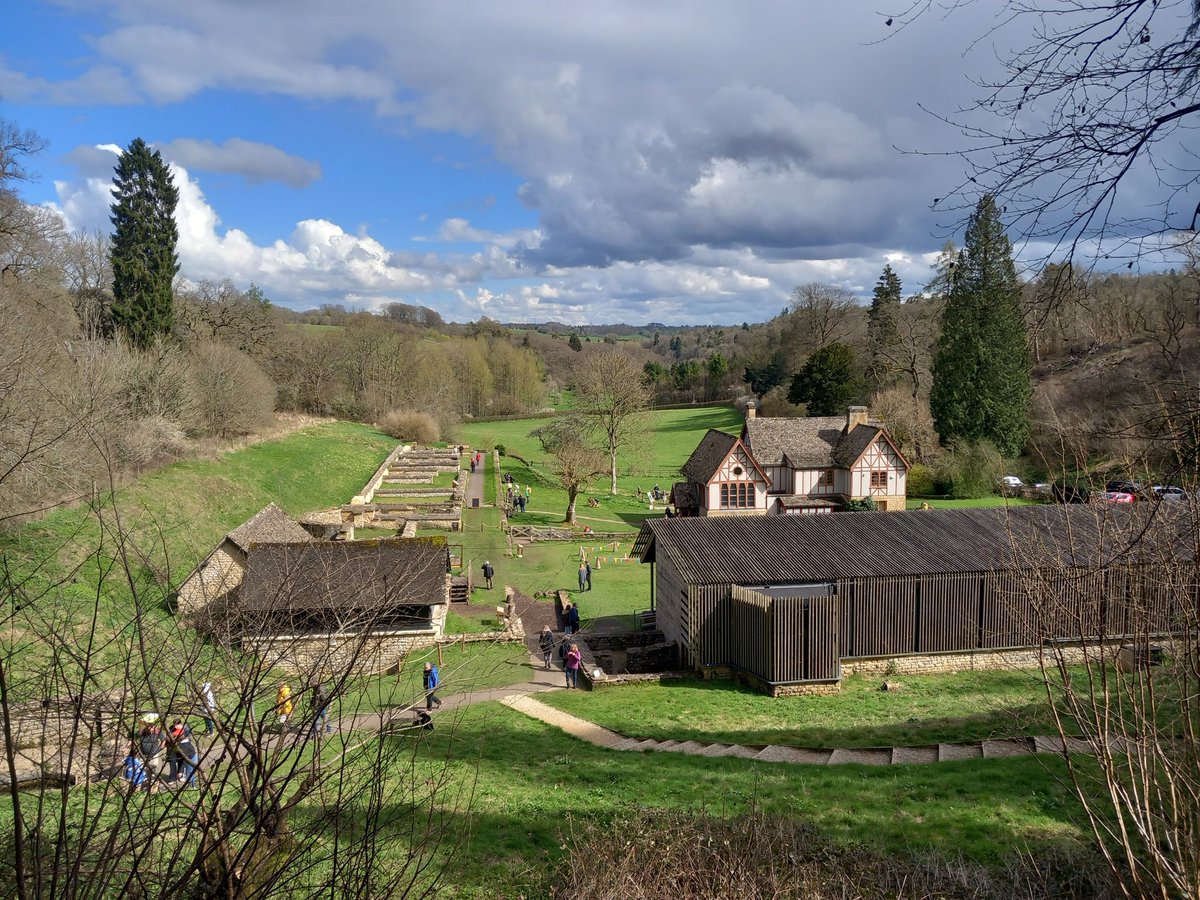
[745, 401, 757, 421]
[846, 405, 868, 431]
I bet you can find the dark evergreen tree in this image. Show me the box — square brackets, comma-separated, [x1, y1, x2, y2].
[568, 333, 583, 352]
[787, 342, 864, 416]
[929, 195, 1032, 457]
[867, 264, 902, 386]
[743, 351, 788, 398]
[110, 138, 179, 348]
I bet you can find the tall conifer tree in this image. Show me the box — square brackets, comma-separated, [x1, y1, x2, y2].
[867, 263, 902, 386]
[110, 138, 179, 348]
[929, 195, 1031, 456]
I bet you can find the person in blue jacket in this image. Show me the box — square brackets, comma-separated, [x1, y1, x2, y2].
[423, 662, 443, 710]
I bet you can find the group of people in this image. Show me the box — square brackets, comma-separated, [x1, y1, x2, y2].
[469, 450, 484, 474]
[576, 560, 593, 592]
[274, 680, 333, 736]
[126, 713, 199, 793]
[538, 626, 583, 688]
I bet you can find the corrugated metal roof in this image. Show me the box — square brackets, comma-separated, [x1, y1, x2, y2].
[634, 505, 1191, 584]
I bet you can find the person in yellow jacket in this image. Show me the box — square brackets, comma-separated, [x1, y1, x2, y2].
[275, 682, 294, 728]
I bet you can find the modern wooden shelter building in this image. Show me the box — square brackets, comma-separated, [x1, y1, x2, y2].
[633, 505, 1190, 694]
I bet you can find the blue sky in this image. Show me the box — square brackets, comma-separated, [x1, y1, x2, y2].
[2, 1, 1183, 324]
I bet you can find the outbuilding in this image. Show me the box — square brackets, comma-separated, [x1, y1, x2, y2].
[632, 505, 1188, 694]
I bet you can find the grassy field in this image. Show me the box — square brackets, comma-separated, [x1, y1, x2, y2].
[906, 496, 1042, 510]
[539, 669, 1075, 748]
[393, 701, 1088, 896]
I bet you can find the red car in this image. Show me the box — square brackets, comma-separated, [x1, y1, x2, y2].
[1100, 490, 1135, 504]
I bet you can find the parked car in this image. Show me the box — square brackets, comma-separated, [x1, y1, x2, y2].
[1100, 490, 1135, 504]
[997, 475, 1024, 489]
[1033, 483, 1052, 494]
[1105, 480, 1147, 500]
[1152, 485, 1188, 502]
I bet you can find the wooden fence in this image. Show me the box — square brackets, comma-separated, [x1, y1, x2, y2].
[689, 565, 1188, 686]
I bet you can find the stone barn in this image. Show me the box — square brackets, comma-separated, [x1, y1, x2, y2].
[177, 503, 313, 618]
[633, 505, 1189, 695]
[234, 537, 452, 676]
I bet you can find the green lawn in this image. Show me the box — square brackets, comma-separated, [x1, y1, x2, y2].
[906, 496, 1041, 510]
[393, 701, 1089, 897]
[539, 668, 1074, 748]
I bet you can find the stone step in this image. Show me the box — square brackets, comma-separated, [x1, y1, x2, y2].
[649, 739, 678, 751]
[714, 744, 760, 759]
[755, 746, 832, 765]
[983, 738, 1035, 758]
[938, 742, 984, 762]
[611, 737, 645, 751]
[695, 742, 732, 757]
[671, 741, 705, 755]
[828, 747, 892, 766]
[891, 745, 939, 765]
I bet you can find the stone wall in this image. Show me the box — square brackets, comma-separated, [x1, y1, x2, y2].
[839, 640, 1150, 678]
[177, 541, 244, 616]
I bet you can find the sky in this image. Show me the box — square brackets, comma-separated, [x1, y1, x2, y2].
[0, 1, 1159, 324]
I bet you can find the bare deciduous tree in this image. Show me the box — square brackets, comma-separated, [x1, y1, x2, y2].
[574, 350, 648, 494]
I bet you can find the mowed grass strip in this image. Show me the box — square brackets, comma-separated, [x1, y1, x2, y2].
[538, 669, 1074, 748]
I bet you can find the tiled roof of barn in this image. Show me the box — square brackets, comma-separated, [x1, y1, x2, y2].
[632, 505, 1188, 584]
[239, 538, 448, 611]
[226, 503, 314, 552]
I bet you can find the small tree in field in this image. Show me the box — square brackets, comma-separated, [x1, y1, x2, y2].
[531, 417, 607, 524]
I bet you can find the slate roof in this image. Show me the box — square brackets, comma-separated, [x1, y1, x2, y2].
[632, 505, 1189, 584]
[743, 417, 892, 470]
[239, 538, 449, 612]
[226, 503, 313, 552]
[670, 482, 701, 512]
[680, 429, 740, 483]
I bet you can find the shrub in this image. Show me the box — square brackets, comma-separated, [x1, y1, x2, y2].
[907, 463, 936, 497]
[379, 409, 440, 443]
[187, 341, 276, 438]
[937, 441, 1003, 499]
[844, 497, 877, 512]
[114, 415, 189, 470]
[495, 444, 506, 456]
[553, 808, 1115, 900]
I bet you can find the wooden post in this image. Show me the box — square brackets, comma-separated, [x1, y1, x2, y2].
[438, 643, 444, 667]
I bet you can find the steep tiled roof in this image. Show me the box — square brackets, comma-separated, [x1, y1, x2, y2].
[744, 416, 890, 470]
[226, 503, 313, 552]
[239, 538, 449, 612]
[633, 505, 1188, 584]
[831, 424, 882, 468]
[681, 429, 740, 483]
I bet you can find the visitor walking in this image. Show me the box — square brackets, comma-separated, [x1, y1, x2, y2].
[564, 643, 582, 689]
[122, 744, 146, 792]
[482, 560, 495, 589]
[200, 681, 217, 735]
[423, 662, 443, 710]
[577, 561, 587, 592]
[137, 715, 166, 793]
[170, 720, 199, 787]
[311, 682, 332, 736]
[525, 485, 532, 500]
[539, 625, 554, 669]
[566, 602, 580, 635]
[585, 561, 592, 591]
[276, 682, 294, 730]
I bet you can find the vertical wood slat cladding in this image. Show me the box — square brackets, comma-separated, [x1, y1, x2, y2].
[729, 587, 840, 683]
